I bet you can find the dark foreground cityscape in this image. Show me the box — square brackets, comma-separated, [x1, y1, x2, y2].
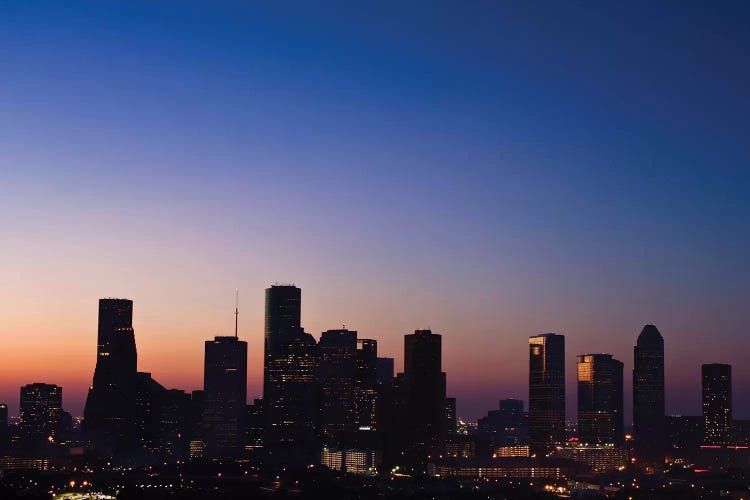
[0, 285, 747, 499]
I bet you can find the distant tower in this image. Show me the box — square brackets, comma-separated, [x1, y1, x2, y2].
[83, 298, 138, 452]
[702, 363, 732, 446]
[203, 335, 248, 458]
[632, 324, 665, 467]
[318, 329, 358, 443]
[355, 339, 379, 433]
[445, 397, 457, 436]
[263, 285, 319, 467]
[394, 329, 447, 471]
[577, 354, 624, 445]
[19, 383, 63, 444]
[528, 333, 565, 456]
[0, 403, 7, 452]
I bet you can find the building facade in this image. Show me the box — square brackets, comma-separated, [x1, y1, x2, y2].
[632, 324, 665, 467]
[529, 333, 565, 456]
[203, 336, 248, 458]
[263, 285, 319, 467]
[83, 298, 138, 453]
[703, 363, 732, 446]
[19, 383, 63, 445]
[394, 330, 447, 471]
[577, 354, 624, 446]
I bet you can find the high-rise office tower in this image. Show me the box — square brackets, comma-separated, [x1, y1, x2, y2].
[0, 403, 7, 452]
[632, 324, 665, 466]
[577, 354, 624, 445]
[245, 398, 264, 457]
[263, 285, 319, 467]
[394, 329, 447, 470]
[477, 399, 528, 452]
[318, 329, 358, 443]
[445, 397, 457, 436]
[204, 335, 248, 458]
[703, 363, 732, 446]
[83, 298, 139, 452]
[354, 339, 378, 432]
[375, 356, 396, 466]
[19, 383, 63, 444]
[528, 333, 565, 456]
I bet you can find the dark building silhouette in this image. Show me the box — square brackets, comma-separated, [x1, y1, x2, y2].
[188, 390, 207, 459]
[318, 329, 358, 444]
[19, 383, 63, 446]
[394, 329, 447, 471]
[156, 388, 192, 460]
[0, 403, 7, 453]
[317, 331, 380, 470]
[731, 419, 750, 446]
[666, 415, 703, 450]
[703, 363, 732, 446]
[445, 397, 457, 436]
[375, 357, 396, 466]
[354, 339, 378, 434]
[134, 372, 191, 460]
[263, 285, 319, 467]
[245, 398, 264, 457]
[632, 324, 665, 467]
[528, 333, 565, 456]
[477, 399, 528, 455]
[577, 354, 624, 446]
[204, 336, 248, 458]
[83, 298, 138, 453]
[376, 357, 394, 385]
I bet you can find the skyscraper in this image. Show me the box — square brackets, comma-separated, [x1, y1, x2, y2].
[203, 336, 248, 458]
[0, 403, 7, 453]
[702, 363, 732, 446]
[318, 329, 358, 444]
[83, 298, 138, 452]
[528, 333, 565, 456]
[632, 324, 665, 466]
[394, 329, 447, 471]
[354, 339, 378, 433]
[477, 399, 528, 453]
[263, 285, 319, 467]
[577, 354, 624, 446]
[445, 397, 457, 436]
[19, 383, 63, 445]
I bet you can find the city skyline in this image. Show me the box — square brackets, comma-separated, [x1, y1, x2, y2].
[0, 289, 743, 425]
[2, 1, 750, 425]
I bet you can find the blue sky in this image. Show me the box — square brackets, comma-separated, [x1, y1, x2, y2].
[1, 1, 749, 420]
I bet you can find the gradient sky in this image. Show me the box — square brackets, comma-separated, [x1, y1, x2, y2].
[1, 1, 749, 422]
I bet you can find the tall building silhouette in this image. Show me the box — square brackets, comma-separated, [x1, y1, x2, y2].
[83, 298, 138, 452]
[203, 336, 248, 458]
[445, 397, 457, 436]
[702, 363, 732, 446]
[632, 324, 665, 467]
[577, 354, 624, 445]
[19, 383, 63, 445]
[528, 333, 565, 456]
[318, 329, 358, 444]
[354, 339, 378, 433]
[394, 329, 447, 471]
[0, 403, 7, 453]
[477, 399, 528, 453]
[263, 285, 319, 467]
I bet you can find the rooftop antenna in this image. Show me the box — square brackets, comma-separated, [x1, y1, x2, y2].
[234, 290, 239, 338]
